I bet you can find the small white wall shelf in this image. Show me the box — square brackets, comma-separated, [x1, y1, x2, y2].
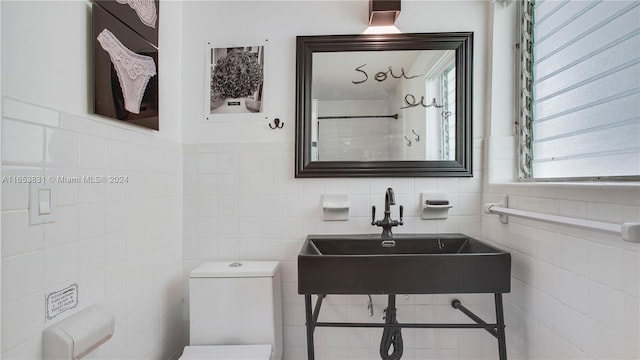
[322, 194, 349, 221]
[420, 192, 453, 220]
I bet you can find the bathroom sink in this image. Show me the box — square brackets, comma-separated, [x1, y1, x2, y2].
[298, 233, 511, 295]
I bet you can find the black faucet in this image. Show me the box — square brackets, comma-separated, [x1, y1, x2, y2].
[371, 187, 404, 239]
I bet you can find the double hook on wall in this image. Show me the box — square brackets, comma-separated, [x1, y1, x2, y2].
[404, 130, 421, 147]
[269, 118, 284, 129]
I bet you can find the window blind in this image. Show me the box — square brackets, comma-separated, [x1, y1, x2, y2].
[441, 66, 456, 160]
[530, 0, 640, 179]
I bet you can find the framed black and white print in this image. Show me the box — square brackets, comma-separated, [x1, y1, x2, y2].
[205, 41, 266, 120]
[93, 3, 159, 130]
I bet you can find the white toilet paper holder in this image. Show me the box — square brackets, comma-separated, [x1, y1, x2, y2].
[43, 305, 115, 360]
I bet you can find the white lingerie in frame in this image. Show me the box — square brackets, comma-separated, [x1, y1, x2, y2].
[96, 28, 157, 114]
[116, 0, 157, 28]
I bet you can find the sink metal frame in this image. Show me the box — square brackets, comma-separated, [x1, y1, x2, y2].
[303, 293, 507, 360]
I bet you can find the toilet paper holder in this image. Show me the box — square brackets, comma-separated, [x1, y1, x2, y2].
[43, 305, 115, 360]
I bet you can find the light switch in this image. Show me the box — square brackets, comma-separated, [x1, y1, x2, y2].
[38, 189, 52, 215]
[30, 183, 57, 225]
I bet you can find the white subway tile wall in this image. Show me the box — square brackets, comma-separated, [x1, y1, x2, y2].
[1, 98, 184, 359]
[482, 191, 640, 360]
[2, 96, 637, 360]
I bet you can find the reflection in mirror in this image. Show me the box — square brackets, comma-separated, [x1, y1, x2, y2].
[295, 32, 473, 177]
[311, 50, 456, 162]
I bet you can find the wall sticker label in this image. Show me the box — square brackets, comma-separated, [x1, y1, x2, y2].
[46, 284, 78, 320]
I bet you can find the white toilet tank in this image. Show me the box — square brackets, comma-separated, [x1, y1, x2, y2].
[189, 261, 283, 360]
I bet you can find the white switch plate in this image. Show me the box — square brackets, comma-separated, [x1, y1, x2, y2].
[29, 182, 57, 225]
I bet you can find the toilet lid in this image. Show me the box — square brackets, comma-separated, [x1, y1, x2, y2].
[179, 345, 272, 360]
[190, 261, 280, 278]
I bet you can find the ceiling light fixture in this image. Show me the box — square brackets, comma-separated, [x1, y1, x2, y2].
[368, 0, 401, 27]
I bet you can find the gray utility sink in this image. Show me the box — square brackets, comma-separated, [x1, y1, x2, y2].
[298, 233, 511, 295]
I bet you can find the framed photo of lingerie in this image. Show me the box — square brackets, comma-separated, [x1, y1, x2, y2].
[93, 3, 159, 130]
[93, 0, 158, 47]
[205, 41, 266, 120]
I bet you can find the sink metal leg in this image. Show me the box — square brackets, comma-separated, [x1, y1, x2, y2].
[451, 294, 508, 360]
[304, 294, 315, 360]
[495, 293, 507, 360]
[312, 294, 326, 324]
[305, 294, 326, 360]
[451, 299, 498, 338]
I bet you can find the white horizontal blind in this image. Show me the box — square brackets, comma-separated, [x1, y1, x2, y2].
[531, 0, 640, 179]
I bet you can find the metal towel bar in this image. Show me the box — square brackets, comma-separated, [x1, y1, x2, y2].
[484, 198, 639, 243]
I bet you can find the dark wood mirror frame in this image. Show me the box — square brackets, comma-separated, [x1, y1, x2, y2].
[295, 32, 473, 178]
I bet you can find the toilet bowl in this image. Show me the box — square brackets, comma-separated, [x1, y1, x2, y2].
[180, 261, 283, 360]
[179, 344, 272, 360]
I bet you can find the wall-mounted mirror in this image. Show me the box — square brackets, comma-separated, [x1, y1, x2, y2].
[295, 32, 473, 177]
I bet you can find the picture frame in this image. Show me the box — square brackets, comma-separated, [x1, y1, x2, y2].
[93, 3, 159, 130]
[204, 40, 266, 121]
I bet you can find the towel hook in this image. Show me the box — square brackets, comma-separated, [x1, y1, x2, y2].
[269, 118, 284, 129]
[411, 129, 420, 142]
[404, 136, 412, 147]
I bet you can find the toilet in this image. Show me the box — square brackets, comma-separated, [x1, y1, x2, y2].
[179, 261, 283, 360]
